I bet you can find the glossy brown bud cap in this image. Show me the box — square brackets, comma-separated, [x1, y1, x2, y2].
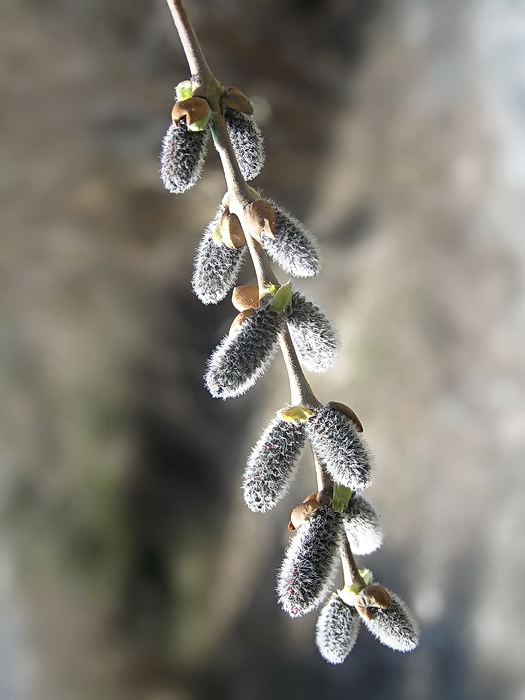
[171, 97, 211, 129]
[222, 86, 254, 115]
[220, 210, 246, 249]
[244, 200, 275, 241]
[289, 498, 320, 531]
[229, 309, 255, 336]
[354, 584, 392, 621]
[328, 401, 364, 433]
[232, 285, 260, 312]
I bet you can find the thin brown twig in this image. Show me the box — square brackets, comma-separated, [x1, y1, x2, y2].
[164, 0, 216, 91]
[339, 536, 366, 591]
[165, 0, 332, 522]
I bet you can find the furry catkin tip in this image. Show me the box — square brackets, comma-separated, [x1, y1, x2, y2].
[344, 494, 383, 555]
[316, 593, 361, 664]
[243, 411, 306, 512]
[205, 306, 284, 398]
[306, 403, 373, 490]
[192, 205, 245, 304]
[287, 292, 339, 372]
[160, 122, 209, 194]
[261, 201, 320, 277]
[361, 587, 419, 652]
[225, 108, 265, 180]
[277, 506, 342, 618]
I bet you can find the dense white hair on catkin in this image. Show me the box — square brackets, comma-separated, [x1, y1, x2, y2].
[191, 205, 245, 304]
[260, 201, 320, 278]
[160, 122, 209, 194]
[362, 587, 419, 652]
[306, 404, 373, 491]
[204, 306, 284, 399]
[277, 506, 342, 618]
[243, 411, 306, 512]
[316, 593, 361, 664]
[344, 494, 383, 555]
[224, 108, 266, 181]
[287, 292, 339, 372]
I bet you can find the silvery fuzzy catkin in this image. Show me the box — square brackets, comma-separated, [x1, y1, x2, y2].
[261, 202, 320, 278]
[316, 593, 361, 664]
[277, 506, 342, 618]
[192, 205, 245, 304]
[361, 587, 419, 652]
[205, 305, 284, 399]
[160, 122, 209, 194]
[287, 292, 339, 372]
[243, 411, 306, 512]
[344, 494, 383, 555]
[224, 108, 265, 181]
[306, 403, 373, 491]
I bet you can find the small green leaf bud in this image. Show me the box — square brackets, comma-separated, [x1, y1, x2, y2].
[175, 79, 193, 102]
[270, 282, 293, 313]
[280, 406, 314, 423]
[332, 484, 353, 513]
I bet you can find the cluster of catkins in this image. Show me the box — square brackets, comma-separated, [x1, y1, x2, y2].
[161, 79, 419, 663]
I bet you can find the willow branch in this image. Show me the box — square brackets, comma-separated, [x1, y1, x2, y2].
[279, 329, 319, 408]
[164, 0, 217, 92]
[339, 537, 366, 591]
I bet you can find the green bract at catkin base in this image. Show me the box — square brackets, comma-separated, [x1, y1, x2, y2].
[160, 0, 419, 665]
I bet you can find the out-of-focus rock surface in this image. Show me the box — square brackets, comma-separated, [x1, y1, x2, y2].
[2, 0, 525, 698]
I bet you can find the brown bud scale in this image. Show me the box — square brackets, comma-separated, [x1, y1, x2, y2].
[232, 285, 260, 312]
[289, 499, 321, 530]
[222, 86, 254, 115]
[171, 96, 211, 127]
[328, 401, 364, 433]
[244, 200, 275, 241]
[229, 309, 255, 335]
[355, 584, 392, 621]
[220, 210, 246, 249]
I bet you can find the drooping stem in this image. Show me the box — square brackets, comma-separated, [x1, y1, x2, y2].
[166, 0, 323, 469]
[165, 0, 217, 92]
[209, 117, 253, 206]
[279, 329, 319, 408]
[339, 537, 366, 591]
[312, 453, 332, 504]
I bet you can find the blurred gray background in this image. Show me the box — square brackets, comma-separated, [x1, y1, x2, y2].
[2, 0, 525, 698]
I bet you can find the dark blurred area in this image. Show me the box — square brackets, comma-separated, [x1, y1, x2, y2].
[2, 0, 525, 698]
